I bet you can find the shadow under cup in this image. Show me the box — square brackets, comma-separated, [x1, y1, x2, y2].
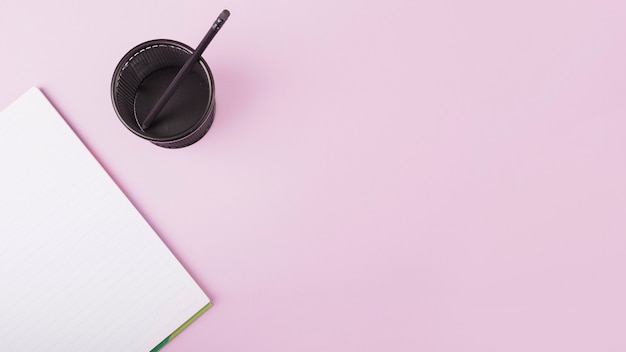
[111, 39, 216, 148]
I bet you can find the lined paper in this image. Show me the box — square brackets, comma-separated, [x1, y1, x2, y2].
[0, 88, 210, 351]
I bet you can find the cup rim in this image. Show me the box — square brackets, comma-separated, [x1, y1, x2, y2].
[110, 39, 215, 142]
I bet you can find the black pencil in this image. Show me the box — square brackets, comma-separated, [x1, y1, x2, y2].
[141, 9, 230, 130]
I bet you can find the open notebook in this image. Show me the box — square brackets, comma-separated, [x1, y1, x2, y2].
[0, 87, 211, 351]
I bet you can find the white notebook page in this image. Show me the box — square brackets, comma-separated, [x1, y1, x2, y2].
[0, 87, 210, 351]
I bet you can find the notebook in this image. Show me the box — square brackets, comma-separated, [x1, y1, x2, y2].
[0, 87, 211, 351]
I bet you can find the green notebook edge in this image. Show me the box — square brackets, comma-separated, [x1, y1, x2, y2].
[150, 302, 213, 352]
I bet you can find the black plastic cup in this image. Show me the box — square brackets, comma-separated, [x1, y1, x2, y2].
[111, 39, 216, 148]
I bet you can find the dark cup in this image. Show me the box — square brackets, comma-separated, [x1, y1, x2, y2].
[111, 39, 216, 148]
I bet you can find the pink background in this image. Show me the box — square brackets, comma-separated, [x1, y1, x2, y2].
[2, 0, 626, 350]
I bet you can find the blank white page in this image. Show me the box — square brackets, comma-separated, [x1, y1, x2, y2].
[0, 87, 210, 351]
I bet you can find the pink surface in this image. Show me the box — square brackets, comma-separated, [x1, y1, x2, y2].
[2, 0, 626, 350]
